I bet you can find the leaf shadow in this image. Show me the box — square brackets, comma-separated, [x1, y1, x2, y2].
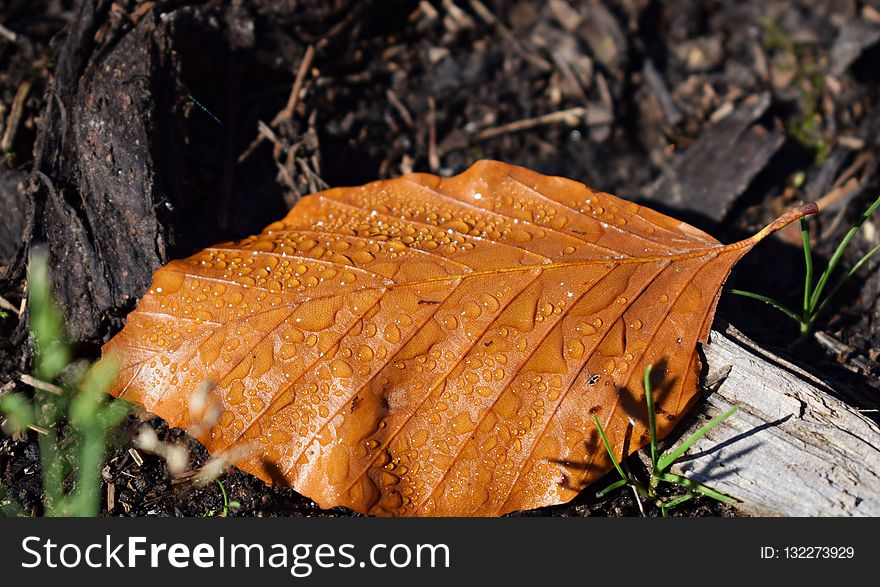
[671, 415, 791, 486]
[616, 357, 679, 444]
[552, 428, 605, 493]
[675, 414, 791, 465]
[260, 459, 291, 488]
[548, 358, 678, 493]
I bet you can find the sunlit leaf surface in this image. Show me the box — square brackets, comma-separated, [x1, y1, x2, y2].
[104, 161, 812, 515]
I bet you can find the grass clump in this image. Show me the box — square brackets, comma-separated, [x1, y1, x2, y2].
[0, 248, 130, 517]
[730, 193, 880, 339]
[593, 364, 738, 517]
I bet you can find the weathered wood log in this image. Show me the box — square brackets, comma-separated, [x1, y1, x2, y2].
[672, 322, 880, 516]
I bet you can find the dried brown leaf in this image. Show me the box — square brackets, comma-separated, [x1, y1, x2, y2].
[103, 161, 814, 516]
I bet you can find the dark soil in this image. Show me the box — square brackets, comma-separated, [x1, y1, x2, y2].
[1, 0, 878, 517]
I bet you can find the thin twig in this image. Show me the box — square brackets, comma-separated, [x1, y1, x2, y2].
[0, 22, 19, 43]
[0, 294, 20, 315]
[237, 130, 266, 164]
[387, 89, 414, 128]
[1, 79, 33, 152]
[473, 106, 610, 141]
[18, 374, 63, 395]
[816, 177, 860, 213]
[271, 44, 315, 128]
[427, 96, 440, 172]
[441, 0, 475, 30]
[258, 120, 282, 149]
[239, 45, 315, 164]
[127, 447, 144, 466]
[630, 484, 646, 516]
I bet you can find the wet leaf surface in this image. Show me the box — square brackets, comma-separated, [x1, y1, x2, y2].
[103, 160, 812, 516]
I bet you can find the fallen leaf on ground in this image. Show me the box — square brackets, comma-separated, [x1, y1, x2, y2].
[103, 160, 814, 516]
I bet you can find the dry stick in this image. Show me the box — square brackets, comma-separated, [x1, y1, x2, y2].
[0, 103, 7, 143]
[298, 157, 326, 194]
[26, 424, 49, 436]
[238, 45, 315, 163]
[238, 126, 270, 164]
[131, 1, 157, 23]
[0, 293, 20, 315]
[815, 177, 860, 212]
[256, 120, 298, 191]
[279, 150, 299, 193]
[473, 107, 610, 141]
[18, 374, 63, 395]
[815, 151, 875, 241]
[386, 89, 414, 128]
[128, 448, 144, 467]
[256, 120, 283, 157]
[441, 0, 475, 30]
[468, 0, 552, 72]
[0, 22, 18, 43]
[306, 110, 325, 188]
[417, 0, 439, 22]
[271, 44, 316, 128]
[1, 79, 33, 152]
[427, 96, 440, 172]
[815, 150, 874, 210]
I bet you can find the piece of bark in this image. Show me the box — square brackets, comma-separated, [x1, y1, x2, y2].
[643, 93, 785, 223]
[830, 19, 880, 76]
[672, 321, 880, 516]
[18, 0, 184, 342]
[643, 57, 682, 128]
[0, 167, 28, 268]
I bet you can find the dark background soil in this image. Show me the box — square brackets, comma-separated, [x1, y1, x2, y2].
[1, 0, 878, 517]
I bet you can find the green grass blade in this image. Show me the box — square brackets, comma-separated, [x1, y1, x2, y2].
[801, 216, 813, 315]
[27, 249, 68, 515]
[643, 364, 659, 470]
[661, 493, 696, 510]
[657, 405, 739, 472]
[657, 472, 737, 504]
[69, 429, 104, 516]
[71, 355, 120, 425]
[0, 393, 34, 433]
[68, 355, 126, 517]
[37, 413, 63, 516]
[217, 479, 229, 504]
[593, 415, 628, 482]
[813, 242, 880, 320]
[97, 401, 131, 430]
[726, 289, 805, 325]
[28, 249, 71, 382]
[809, 192, 880, 312]
[596, 478, 629, 498]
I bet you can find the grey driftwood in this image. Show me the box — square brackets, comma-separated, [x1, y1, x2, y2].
[668, 321, 880, 516]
